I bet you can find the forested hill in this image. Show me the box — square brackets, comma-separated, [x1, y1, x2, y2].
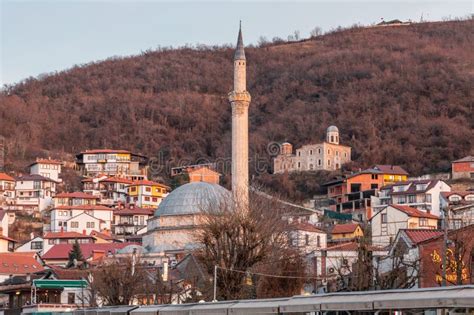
[1, 20, 473, 180]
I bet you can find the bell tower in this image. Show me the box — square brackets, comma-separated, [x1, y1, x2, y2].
[229, 22, 251, 208]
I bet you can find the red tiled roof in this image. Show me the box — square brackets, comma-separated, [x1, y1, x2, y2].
[48, 266, 88, 280]
[55, 192, 99, 199]
[53, 205, 112, 211]
[0, 173, 15, 182]
[43, 232, 95, 239]
[114, 207, 154, 216]
[100, 177, 133, 184]
[390, 205, 439, 219]
[403, 229, 444, 245]
[332, 223, 360, 234]
[453, 156, 474, 163]
[0, 234, 17, 242]
[42, 242, 135, 260]
[373, 165, 409, 176]
[15, 174, 58, 183]
[79, 149, 131, 154]
[326, 241, 359, 251]
[0, 252, 44, 274]
[292, 222, 326, 233]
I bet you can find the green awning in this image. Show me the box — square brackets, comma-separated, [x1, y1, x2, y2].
[33, 279, 88, 289]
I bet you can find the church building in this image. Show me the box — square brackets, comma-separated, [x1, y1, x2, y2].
[273, 126, 352, 174]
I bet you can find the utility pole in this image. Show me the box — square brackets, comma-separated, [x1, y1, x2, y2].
[441, 206, 449, 287]
[213, 265, 218, 302]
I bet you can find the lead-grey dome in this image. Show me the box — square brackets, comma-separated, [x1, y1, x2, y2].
[327, 125, 339, 132]
[154, 182, 230, 217]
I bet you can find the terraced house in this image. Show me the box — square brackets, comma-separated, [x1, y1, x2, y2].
[127, 180, 169, 208]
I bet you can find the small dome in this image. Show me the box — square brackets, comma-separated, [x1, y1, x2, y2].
[154, 182, 230, 217]
[327, 125, 339, 132]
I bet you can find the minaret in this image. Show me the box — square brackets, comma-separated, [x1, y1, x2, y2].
[229, 22, 251, 208]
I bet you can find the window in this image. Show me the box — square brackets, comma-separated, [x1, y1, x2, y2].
[86, 222, 95, 229]
[317, 235, 321, 247]
[298, 151, 301, 157]
[408, 195, 416, 203]
[297, 162, 301, 168]
[71, 221, 79, 228]
[331, 136, 334, 142]
[305, 234, 309, 245]
[140, 216, 145, 225]
[152, 197, 158, 202]
[327, 160, 331, 166]
[371, 174, 378, 180]
[49, 239, 55, 245]
[318, 159, 322, 166]
[145, 187, 151, 192]
[131, 187, 137, 192]
[419, 218, 428, 226]
[309, 164, 314, 170]
[68, 293, 75, 304]
[381, 213, 387, 223]
[309, 150, 313, 155]
[318, 148, 321, 154]
[31, 241, 43, 250]
[336, 151, 339, 156]
[371, 184, 378, 189]
[327, 149, 330, 154]
[145, 196, 150, 201]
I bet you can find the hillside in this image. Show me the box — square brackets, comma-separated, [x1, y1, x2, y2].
[1, 20, 473, 195]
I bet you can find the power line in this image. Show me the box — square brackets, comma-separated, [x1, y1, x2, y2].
[215, 265, 322, 280]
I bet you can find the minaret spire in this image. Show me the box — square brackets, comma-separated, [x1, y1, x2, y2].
[234, 21, 246, 61]
[229, 22, 251, 209]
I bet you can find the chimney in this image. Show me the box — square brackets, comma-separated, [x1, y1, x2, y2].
[82, 229, 86, 235]
[60, 226, 64, 233]
[92, 250, 105, 261]
[162, 261, 169, 282]
[30, 232, 35, 240]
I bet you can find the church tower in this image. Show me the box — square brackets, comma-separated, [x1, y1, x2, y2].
[229, 22, 251, 208]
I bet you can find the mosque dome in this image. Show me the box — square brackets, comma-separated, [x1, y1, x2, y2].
[154, 182, 230, 217]
[327, 125, 339, 133]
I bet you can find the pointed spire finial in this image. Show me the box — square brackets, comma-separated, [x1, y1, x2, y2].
[234, 21, 246, 60]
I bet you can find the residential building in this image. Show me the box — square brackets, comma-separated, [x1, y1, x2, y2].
[82, 176, 131, 206]
[372, 165, 409, 185]
[54, 192, 99, 206]
[451, 156, 474, 180]
[41, 242, 134, 266]
[42, 231, 96, 255]
[0, 268, 89, 313]
[440, 192, 474, 229]
[289, 222, 327, 254]
[0, 172, 15, 205]
[273, 126, 352, 173]
[127, 180, 170, 208]
[0, 252, 44, 282]
[171, 164, 221, 185]
[371, 179, 451, 217]
[29, 158, 62, 182]
[90, 230, 119, 243]
[14, 174, 58, 212]
[15, 236, 44, 254]
[324, 169, 384, 221]
[112, 205, 154, 237]
[330, 223, 364, 241]
[416, 224, 474, 287]
[75, 149, 148, 178]
[370, 205, 439, 247]
[49, 205, 113, 233]
[0, 210, 15, 252]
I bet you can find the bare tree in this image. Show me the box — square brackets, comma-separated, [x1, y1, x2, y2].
[310, 26, 322, 38]
[195, 191, 303, 300]
[90, 255, 147, 305]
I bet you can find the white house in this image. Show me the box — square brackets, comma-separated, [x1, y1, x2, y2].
[370, 205, 439, 248]
[15, 236, 44, 254]
[66, 212, 104, 235]
[54, 192, 99, 207]
[15, 174, 58, 212]
[371, 179, 451, 217]
[289, 222, 327, 254]
[29, 158, 62, 182]
[49, 205, 113, 233]
[0, 173, 15, 205]
[112, 205, 154, 237]
[82, 176, 131, 206]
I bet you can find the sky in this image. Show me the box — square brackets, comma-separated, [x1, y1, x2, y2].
[0, 0, 472, 86]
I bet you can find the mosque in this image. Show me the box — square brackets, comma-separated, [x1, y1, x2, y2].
[142, 25, 251, 253]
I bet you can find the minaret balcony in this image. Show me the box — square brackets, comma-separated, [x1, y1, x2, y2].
[228, 91, 251, 103]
